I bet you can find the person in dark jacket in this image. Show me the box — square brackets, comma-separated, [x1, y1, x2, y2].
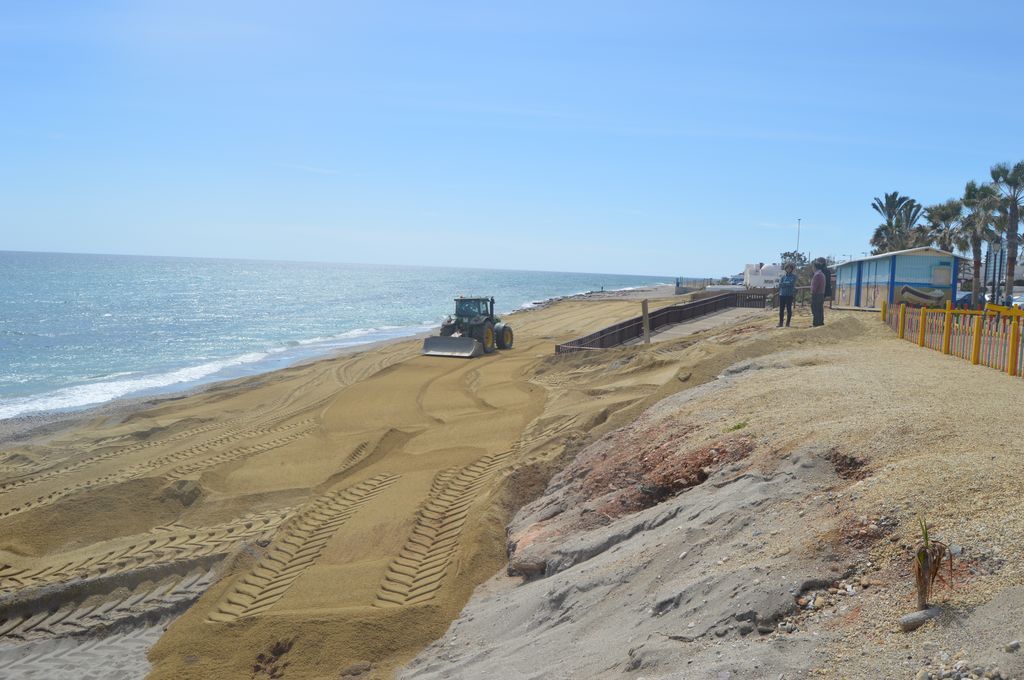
[811, 260, 827, 327]
[777, 263, 797, 327]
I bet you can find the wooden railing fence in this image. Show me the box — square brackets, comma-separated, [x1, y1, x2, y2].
[554, 292, 768, 354]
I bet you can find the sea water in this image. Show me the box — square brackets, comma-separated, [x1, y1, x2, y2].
[0, 251, 671, 419]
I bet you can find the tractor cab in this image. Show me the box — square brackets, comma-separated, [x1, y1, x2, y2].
[454, 297, 494, 319]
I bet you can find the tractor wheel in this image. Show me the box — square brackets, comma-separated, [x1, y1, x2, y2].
[495, 323, 514, 349]
[480, 321, 496, 353]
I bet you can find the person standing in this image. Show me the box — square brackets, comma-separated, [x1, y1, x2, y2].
[811, 260, 827, 327]
[777, 263, 797, 327]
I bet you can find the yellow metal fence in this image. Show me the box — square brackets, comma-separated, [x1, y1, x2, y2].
[880, 300, 1024, 377]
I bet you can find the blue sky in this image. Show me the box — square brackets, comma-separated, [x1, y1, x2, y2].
[3, 1, 1023, 276]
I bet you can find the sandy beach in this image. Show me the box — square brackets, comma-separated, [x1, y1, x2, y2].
[0, 288, 701, 678]
[4, 291, 1023, 679]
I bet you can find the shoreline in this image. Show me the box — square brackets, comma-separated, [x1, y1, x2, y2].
[0, 283, 677, 447]
[0, 332, 427, 447]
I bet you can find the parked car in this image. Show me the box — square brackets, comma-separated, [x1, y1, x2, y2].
[955, 291, 974, 306]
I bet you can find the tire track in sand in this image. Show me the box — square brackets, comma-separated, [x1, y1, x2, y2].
[0, 567, 216, 641]
[0, 420, 315, 520]
[0, 624, 163, 678]
[208, 473, 399, 622]
[0, 419, 235, 494]
[0, 508, 291, 593]
[0, 390, 331, 497]
[374, 451, 512, 607]
[163, 420, 319, 480]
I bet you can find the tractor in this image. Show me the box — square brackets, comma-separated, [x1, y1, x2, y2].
[422, 296, 514, 358]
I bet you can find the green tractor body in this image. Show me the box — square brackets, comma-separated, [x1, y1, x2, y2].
[422, 296, 514, 358]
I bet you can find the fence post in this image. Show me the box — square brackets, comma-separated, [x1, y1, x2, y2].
[1008, 317, 1021, 376]
[918, 308, 927, 347]
[897, 303, 907, 339]
[641, 299, 650, 345]
[880, 299, 887, 323]
[972, 314, 983, 365]
[942, 300, 953, 354]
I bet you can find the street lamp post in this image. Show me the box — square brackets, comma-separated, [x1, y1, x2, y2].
[991, 238, 1003, 307]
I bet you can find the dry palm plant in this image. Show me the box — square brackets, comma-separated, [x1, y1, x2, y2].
[913, 516, 954, 610]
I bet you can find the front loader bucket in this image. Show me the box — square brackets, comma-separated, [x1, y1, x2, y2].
[422, 336, 483, 358]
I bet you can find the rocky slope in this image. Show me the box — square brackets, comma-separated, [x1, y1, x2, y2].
[404, 313, 1024, 679]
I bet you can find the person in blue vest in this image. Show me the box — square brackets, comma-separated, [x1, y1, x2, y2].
[777, 263, 797, 327]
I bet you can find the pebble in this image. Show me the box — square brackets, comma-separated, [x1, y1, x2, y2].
[1004, 640, 1020, 653]
[916, 660, 1008, 680]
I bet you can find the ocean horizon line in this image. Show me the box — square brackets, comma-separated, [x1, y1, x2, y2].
[0, 249, 687, 281]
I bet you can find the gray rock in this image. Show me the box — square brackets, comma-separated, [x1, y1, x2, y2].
[340, 661, 372, 677]
[900, 608, 941, 632]
[1004, 640, 1020, 653]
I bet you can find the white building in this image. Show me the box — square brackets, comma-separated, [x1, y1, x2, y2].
[743, 263, 782, 288]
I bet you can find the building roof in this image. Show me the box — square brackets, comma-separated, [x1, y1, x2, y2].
[836, 247, 966, 268]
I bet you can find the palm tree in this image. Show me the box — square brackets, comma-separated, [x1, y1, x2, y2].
[870, 192, 924, 254]
[923, 199, 963, 252]
[871, 192, 911, 230]
[901, 199, 925, 234]
[990, 162, 1024, 297]
[957, 182, 999, 307]
[869, 224, 901, 254]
